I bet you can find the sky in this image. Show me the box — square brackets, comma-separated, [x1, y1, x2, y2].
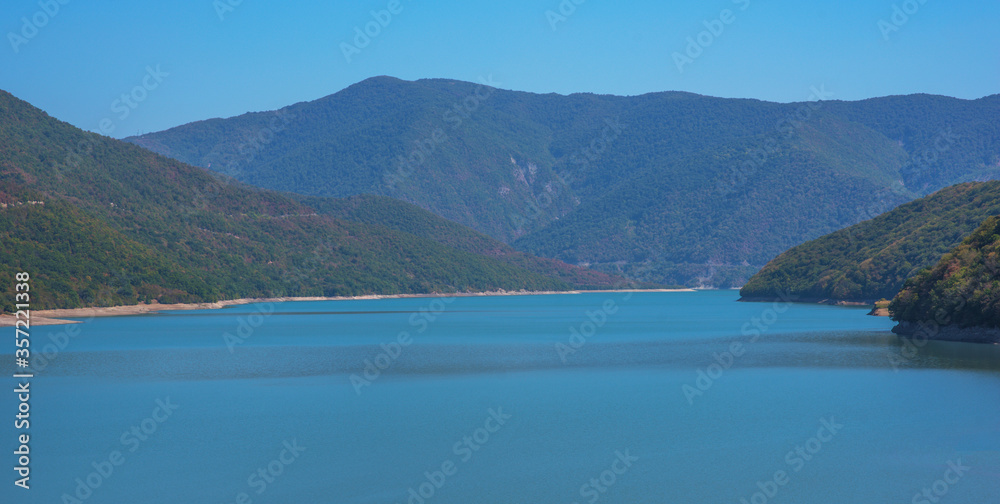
[0, 0, 996, 138]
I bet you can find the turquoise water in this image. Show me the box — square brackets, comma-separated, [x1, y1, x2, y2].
[3, 291, 998, 503]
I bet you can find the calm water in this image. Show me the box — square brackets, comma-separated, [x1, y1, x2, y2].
[3, 291, 998, 503]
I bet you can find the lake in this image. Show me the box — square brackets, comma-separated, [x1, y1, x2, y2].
[3, 291, 998, 503]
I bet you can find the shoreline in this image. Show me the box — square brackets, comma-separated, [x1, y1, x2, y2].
[738, 295, 877, 306]
[892, 321, 1000, 345]
[739, 295, 891, 316]
[0, 288, 696, 326]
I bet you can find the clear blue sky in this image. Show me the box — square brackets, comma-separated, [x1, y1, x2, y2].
[1, 0, 996, 138]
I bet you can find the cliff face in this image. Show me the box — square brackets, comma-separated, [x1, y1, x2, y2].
[889, 216, 1000, 344]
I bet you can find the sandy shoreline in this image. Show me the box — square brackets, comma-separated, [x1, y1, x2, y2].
[0, 288, 695, 326]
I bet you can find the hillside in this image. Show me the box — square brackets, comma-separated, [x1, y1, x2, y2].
[127, 77, 1000, 287]
[298, 194, 636, 288]
[889, 216, 1000, 343]
[0, 90, 614, 310]
[739, 182, 1000, 303]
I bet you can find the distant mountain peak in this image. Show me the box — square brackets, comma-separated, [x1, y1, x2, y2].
[122, 81, 1000, 287]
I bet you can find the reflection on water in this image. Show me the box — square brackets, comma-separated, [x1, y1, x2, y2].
[15, 330, 1000, 381]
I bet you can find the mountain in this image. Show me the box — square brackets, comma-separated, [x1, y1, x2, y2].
[127, 77, 1000, 287]
[0, 89, 618, 310]
[889, 215, 1000, 343]
[298, 194, 639, 288]
[739, 181, 1000, 303]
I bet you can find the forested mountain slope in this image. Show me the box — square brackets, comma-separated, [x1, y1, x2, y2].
[740, 182, 1000, 303]
[0, 90, 614, 309]
[128, 77, 1000, 286]
[890, 215, 1000, 342]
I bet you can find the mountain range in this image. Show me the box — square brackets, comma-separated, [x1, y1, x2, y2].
[127, 76, 1000, 287]
[0, 89, 621, 310]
